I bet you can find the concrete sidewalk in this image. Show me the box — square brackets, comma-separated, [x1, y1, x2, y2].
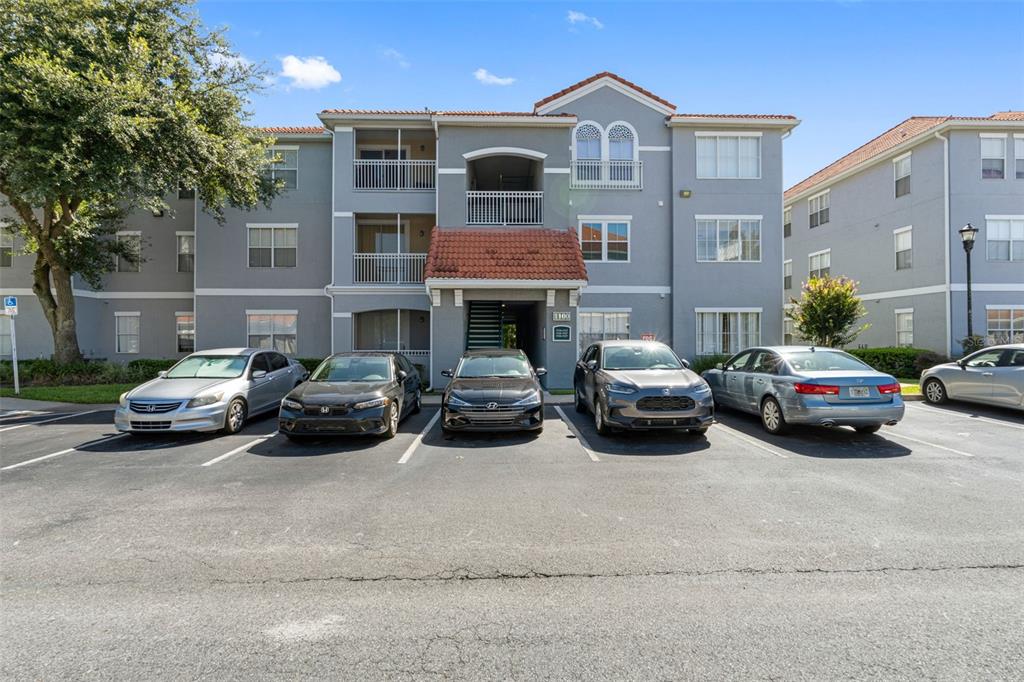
[0, 396, 117, 414]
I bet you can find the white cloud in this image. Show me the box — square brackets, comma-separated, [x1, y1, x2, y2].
[473, 68, 516, 86]
[279, 55, 342, 90]
[381, 48, 410, 69]
[567, 10, 604, 30]
[208, 52, 252, 69]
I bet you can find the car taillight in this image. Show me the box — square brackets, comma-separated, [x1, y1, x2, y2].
[877, 383, 902, 395]
[794, 382, 839, 395]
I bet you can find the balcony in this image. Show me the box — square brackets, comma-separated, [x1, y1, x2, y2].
[353, 253, 427, 284]
[353, 159, 436, 191]
[570, 160, 643, 190]
[466, 191, 543, 225]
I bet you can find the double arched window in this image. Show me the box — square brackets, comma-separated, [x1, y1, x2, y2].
[572, 121, 640, 187]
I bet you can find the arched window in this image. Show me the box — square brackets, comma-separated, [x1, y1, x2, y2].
[607, 124, 635, 161]
[575, 123, 602, 160]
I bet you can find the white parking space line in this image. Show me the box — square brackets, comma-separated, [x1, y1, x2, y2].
[905, 403, 1024, 432]
[1, 433, 130, 471]
[398, 410, 440, 464]
[201, 432, 278, 467]
[0, 409, 104, 433]
[553, 406, 600, 462]
[884, 431, 975, 458]
[714, 423, 789, 459]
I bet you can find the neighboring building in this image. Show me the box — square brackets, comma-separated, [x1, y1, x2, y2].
[1, 72, 798, 388]
[783, 113, 1024, 356]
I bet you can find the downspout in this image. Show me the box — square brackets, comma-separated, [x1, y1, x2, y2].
[781, 129, 792, 343]
[325, 126, 336, 353]
[429, 116, 439, 388]
[934, 130, 951, 355]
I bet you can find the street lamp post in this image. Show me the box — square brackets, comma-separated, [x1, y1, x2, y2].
[958, 223, 979, 341]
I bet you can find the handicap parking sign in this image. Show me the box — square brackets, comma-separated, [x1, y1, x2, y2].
[3, 295, 17, 315]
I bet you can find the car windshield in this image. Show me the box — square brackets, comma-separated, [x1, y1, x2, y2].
[457, 354, 532, 378]
[165, 355, 249, 379]
[311, 356, 392, 382]
[602, 345, 683, 370]
[785, 350, 870, 372]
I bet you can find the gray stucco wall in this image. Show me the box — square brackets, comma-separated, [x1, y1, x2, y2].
[196, 294, 330, 359]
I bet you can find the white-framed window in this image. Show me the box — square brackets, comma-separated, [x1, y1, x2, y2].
[247, 310, 297, 354]
[986, 306, 1024, 345]
[115, 312, 140, 354]
[175, 312, 195, 353]
[783, 207, 792, 238]
[1015, 135, 1024, 180]
[981, 134, 1006, 179]
[574, 122, 602, 160]
[0, 316, 11, 356]
[579, 310, 630, 348]
[263, 146, 298, 189]
[809, 249, 831, 279]
[782, 314, 796, 345]
[578, 216, 629, 262]
[116, 231, 141, 273]
[985, 215, 1024, 261]
[894, 226, 913, 270]
[783, 259, 792, 290]
[808, 190, 830, 228]
[695, 132, 761, 179]
[895, 308, 914, 347]
[176, 231, 195, 273]
[0, 229, 13, 267]
[893, 153, 911, 197]
[247, 224, 297, 268]
[695, 309, 761, 355]
[696, 216, 762, 262]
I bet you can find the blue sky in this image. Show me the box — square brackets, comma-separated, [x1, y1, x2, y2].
[197, 0, 1024, 188]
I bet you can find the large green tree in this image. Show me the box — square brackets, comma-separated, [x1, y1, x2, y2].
[787, 275, 870, 348]
[0, 0, 275, 362]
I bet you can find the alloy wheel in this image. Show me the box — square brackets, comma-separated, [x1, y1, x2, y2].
[924, 379, 945, 404]
[762, 399, 781, 432]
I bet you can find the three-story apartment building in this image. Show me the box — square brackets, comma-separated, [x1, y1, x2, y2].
[783, 113, 1024, 356]
[2, 72, 798, 388]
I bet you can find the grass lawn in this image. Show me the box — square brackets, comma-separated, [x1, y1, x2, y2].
[546, 388, 575, 395]
[0, 383, 136, 404]
[897, 378, 922, 396]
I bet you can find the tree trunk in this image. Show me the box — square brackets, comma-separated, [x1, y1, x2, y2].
[32, 252, 83, 364]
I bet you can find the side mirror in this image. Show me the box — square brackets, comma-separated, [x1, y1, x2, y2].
[157, 370, 167, 377]
[957, 360, 967, 369]
[441, 369, 453, 378]
[252, 369, 267, 379]
[586, 360, 598, 370]
[535, 367, 548, 377]
[396, 369, 408, 381]
[715, 363, 724, 370]
[680, 359, 691, 369]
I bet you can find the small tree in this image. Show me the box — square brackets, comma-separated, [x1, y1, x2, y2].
[0, 0, 277, 363]
[787, 276, 870, 348]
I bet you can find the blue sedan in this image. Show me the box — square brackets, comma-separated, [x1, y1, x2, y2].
[702, 346, 905, 435]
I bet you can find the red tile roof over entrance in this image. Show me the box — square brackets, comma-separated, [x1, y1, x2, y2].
[425, 228, 588, 281]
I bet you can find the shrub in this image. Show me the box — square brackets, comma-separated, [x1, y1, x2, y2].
[126, 358, 178, 380]
[689, 354, 731, 375]
[297, 357, 326, 374]
[788, 276, 870, 347]
[913, 350, 951, 375]
[0, 357, 178, 387]
[847, 347, 943, 379]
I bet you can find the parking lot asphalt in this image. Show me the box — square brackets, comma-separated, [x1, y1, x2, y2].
[2, 401, 1023, 679]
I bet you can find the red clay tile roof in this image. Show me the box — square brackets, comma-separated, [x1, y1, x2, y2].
[319, 109, 430, 115]
[318, 108, 574, 118]
[434, 111, 575, 117]
[785, 112, 1024, 200]
[258, 126, 330, 134]
[671, 113, 798, 120]
[425, 228, 588, 281]
[533, 71, 675, 112]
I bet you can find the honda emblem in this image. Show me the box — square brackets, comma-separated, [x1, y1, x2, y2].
[145, 404, 156, 412]
[662, 388, 671, 396]
[320, 406, 330, 414]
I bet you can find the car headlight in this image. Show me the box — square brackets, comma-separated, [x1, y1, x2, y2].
[693, 383, 712, 394]
[606, 383, 636, 395]
[354, 396, 389, 410]
[119, 392, 129, 408]
[186, 392, 223, 408]
[446, 394, 472, 407]
[281, 398, 303, 411]
[511, 390, 542, 407]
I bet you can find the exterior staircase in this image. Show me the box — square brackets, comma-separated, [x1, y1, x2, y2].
[465, 301, 503, 349]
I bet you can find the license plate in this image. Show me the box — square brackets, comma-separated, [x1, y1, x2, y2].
[849, 386, 870, 398]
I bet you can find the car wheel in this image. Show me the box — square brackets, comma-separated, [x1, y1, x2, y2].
[381, 403, 399, 439]
[760, 396, 789, 435]
[574, 385, 586, 413]
[222, 398, 247, 434]
[594, 397, 612, 436]
[855, 424, 882, 434]
[411, 389, 422, 414]
[923, 378, 947, 405]
[688, 427, 709, 436]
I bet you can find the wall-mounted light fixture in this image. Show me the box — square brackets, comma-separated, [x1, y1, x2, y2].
[679, 189, 692, 199]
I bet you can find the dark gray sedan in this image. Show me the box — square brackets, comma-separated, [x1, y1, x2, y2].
[702, 346, 904, 435]
[920, 343, 1024, 410]
[573, 340, 714, 435]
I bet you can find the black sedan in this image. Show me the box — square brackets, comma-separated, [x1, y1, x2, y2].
[278, 352, 422, 440]
[441, 349, 546, 433]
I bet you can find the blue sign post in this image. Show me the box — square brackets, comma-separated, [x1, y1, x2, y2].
[3, 296, 18, 394]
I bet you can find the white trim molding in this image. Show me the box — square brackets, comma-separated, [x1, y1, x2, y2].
[694, 306, 763, 313]
[544, 167, 571, 174]
[694, 130, 763, 138]
[333, 211, 354, 218]
[74, 290, 193, 300]
[437, 168, 467, 174]
[579, 307, 632, 313]
[638, 146, 671, 152]
[462, 146, 547, 161]
[331, 311, 353, 318]
[245, 308, 298, 315]
[326, 285, 427, 296]
[196, 288, 324, 297]
[426, 278, 588, 290]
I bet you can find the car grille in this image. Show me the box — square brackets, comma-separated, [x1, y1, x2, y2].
[459, 405, 523, 413]
[633, 417, 700, 428]
[129, 401, 183, 414]
[636, 396, 695, 411]
[130, 420, 172, 430]
[303, 406, 351, 417]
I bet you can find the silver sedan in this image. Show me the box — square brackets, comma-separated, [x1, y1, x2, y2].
[114, 348, 307, 434]
[702, 346, 905, 435]
[920, 344, 1024, 410]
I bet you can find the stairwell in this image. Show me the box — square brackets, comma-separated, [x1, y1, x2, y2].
[465, 301, 503, 349]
